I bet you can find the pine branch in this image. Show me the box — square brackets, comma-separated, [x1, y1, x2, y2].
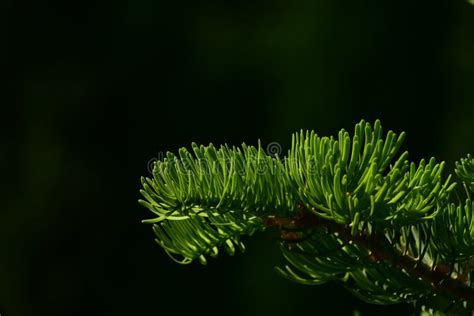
[138, 119, 474, 314]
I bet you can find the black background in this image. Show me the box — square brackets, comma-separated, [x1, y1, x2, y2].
[2, 1, 474, 315]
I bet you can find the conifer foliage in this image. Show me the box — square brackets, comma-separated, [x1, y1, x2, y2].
[139, 120, 474, 315]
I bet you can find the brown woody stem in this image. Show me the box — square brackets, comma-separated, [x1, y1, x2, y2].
[264, 205, 474, 304]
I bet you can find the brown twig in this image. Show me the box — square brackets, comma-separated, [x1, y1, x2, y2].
[264, 204, 474, 304]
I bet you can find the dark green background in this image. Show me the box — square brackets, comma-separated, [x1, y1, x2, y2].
[3, 1, 474, 315]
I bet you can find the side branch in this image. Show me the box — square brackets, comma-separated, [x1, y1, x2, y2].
[265, 205, 474, 304]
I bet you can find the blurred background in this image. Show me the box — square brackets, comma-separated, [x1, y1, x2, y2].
[2, 0, 474, 315]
